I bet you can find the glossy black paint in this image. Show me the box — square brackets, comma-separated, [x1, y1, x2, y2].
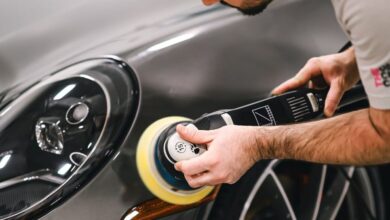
[0, 0, 389, 219]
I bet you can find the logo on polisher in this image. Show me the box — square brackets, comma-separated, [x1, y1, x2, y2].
[175, 142, 187, 153]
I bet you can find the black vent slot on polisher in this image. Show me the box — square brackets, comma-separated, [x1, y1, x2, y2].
[286, 95, 311, 121]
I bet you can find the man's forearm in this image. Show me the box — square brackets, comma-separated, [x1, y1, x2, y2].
[256, 108, 390, 165]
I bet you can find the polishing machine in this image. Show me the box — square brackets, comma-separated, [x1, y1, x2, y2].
[136, 85, 365, 205]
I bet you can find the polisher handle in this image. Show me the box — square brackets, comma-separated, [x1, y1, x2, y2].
[226, 88, 327, 126]
[192, 84, 366, 129]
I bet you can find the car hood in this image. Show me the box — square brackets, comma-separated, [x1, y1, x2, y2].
[0, 0, 204, 90]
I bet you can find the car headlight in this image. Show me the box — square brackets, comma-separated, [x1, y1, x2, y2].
[0, 57, 140, 219]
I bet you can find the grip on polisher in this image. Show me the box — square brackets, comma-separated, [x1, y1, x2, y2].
[170, 85, 367, 160]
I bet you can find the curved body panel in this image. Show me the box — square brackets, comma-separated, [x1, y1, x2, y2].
[0, 0, 352, 219]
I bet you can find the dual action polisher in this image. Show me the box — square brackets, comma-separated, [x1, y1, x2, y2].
[136, 85, 365, 205]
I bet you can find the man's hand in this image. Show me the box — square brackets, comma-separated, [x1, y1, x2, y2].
[174, 124, 260, 188]
[272, 47, 360, 117]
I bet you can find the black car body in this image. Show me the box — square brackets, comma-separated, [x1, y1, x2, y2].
[0, 0, 389, 219]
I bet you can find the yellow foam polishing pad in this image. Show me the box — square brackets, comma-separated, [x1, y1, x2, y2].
[136, 116, 214, 205]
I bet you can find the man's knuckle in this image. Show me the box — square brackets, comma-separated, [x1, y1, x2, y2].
[217, 172, 228, 181]
[187, 179, 196, 187]
[307, 57, 319, 65]
[180, 163, 189, 173]
[208, 156, 219, 167]
[226, 176, 236, 184]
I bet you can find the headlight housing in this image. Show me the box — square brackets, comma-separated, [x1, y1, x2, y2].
[0, 57, 140, 219]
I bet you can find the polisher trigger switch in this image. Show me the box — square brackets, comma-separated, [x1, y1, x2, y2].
[164, 132, 206, 164]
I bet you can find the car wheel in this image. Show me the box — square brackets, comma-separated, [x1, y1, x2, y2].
[208, 160, 385, 220]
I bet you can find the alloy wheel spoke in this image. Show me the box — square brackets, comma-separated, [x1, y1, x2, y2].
[317, 166, 355, 220]
[270, 170, 297, 220]
[239, 160, 279, 220]
[310, 165, 327, 220]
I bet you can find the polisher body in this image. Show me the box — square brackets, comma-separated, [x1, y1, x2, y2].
[136, 85, 366, 205]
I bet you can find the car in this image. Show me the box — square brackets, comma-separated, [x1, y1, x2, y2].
[0, 0, 389, 219]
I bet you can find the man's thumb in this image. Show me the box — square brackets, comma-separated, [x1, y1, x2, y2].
[176, 124, 214, 144]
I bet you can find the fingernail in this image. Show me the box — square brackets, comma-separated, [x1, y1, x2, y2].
[176, 124, 187, 133]
[183, 124, 197, 134]
[324, 109, 329, 116]
[186, 124, 197, 130]
[324, 108, 334, 117]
